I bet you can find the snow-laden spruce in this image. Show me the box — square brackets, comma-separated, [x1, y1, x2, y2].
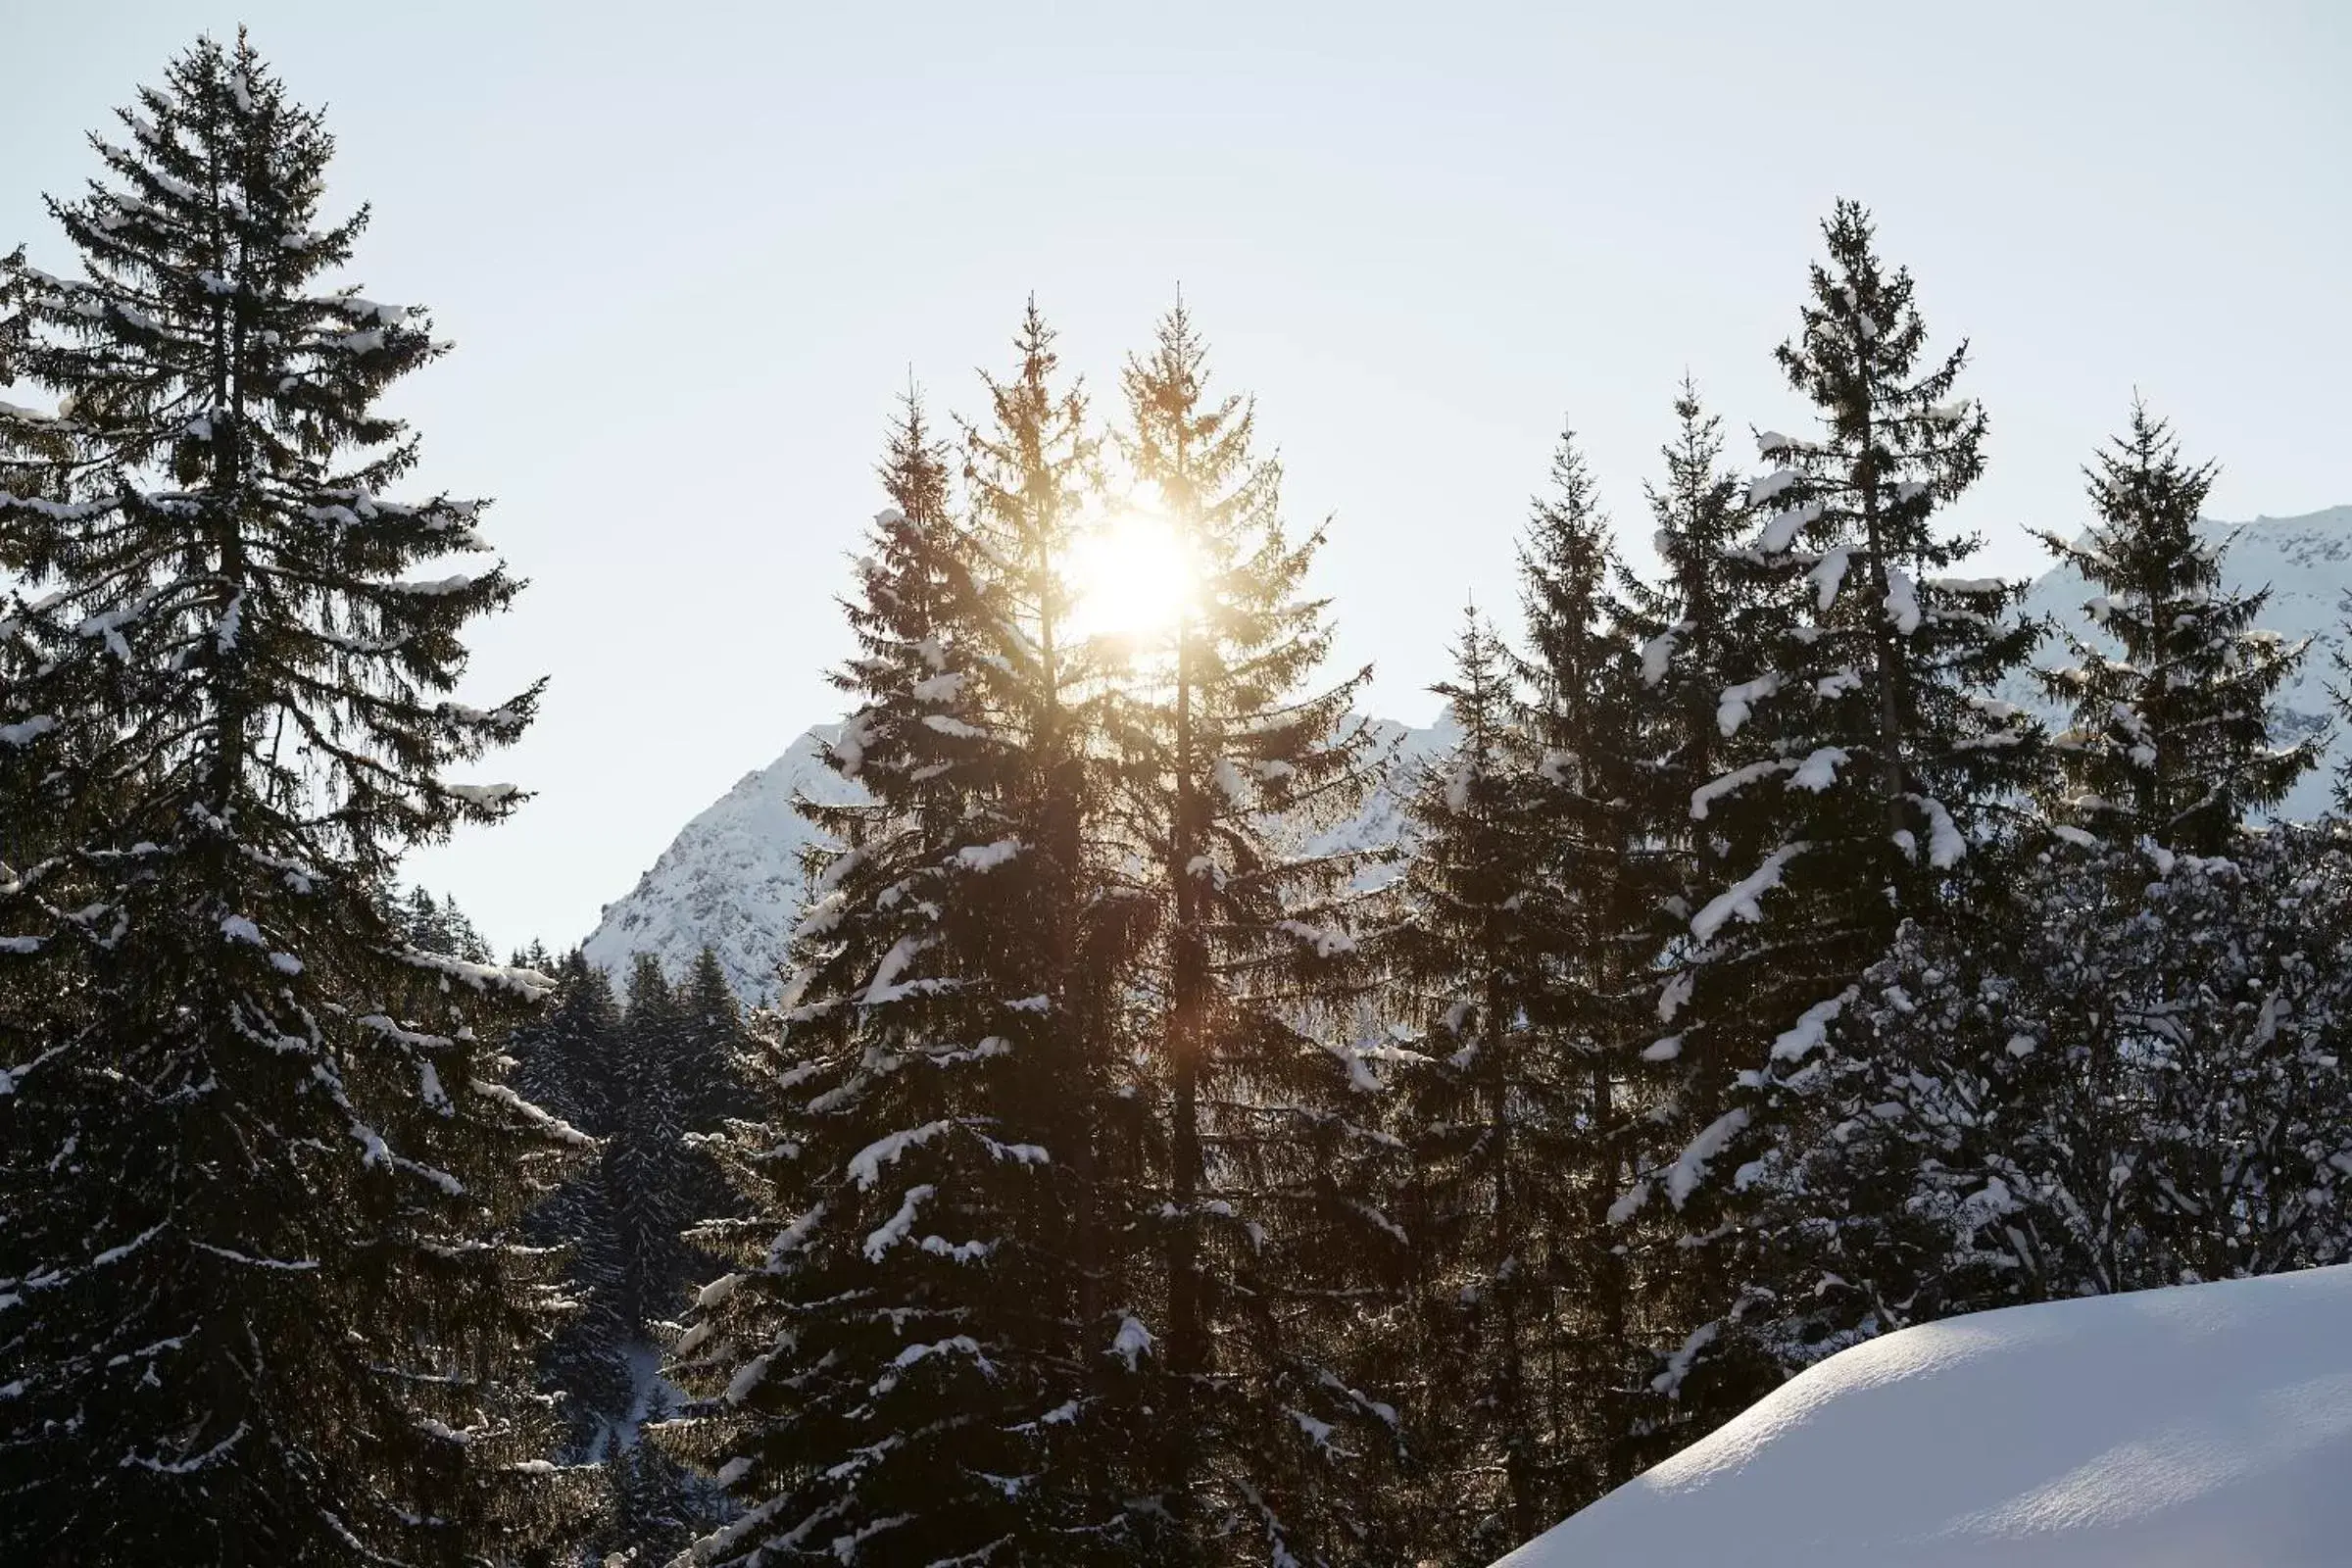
[659, 325, 1158, 1566]
[1603, 204, 2047, 1456]
[0, 33, 584, 1564]
[2035, 401, 2319, 854]
[1103, 299, 1406, 1566]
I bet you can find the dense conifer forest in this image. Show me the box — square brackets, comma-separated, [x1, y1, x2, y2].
[4, 32, 2348, 1568]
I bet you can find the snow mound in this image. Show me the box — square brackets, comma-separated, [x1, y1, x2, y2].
[1496, 1264, 2352, 1568]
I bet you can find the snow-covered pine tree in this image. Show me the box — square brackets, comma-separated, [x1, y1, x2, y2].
[508, 951, 634, 1457]
[1808, 823, 2352, 1330]
[1627, 204, 2043, 1394]
[956, 301, 1167, 1556]
[663, 350, 1132, 1565]
[2036, 403, 2318, 855]
[1379, 607, 1588, 1562]
[675, 947, 751, 1147]
[1742, 198, 2043, 919]
[1598, 384, 1796, 1467]
[667, 945, 751, 1283]
[395, 885, 496, 963]
[611, 956, 696, 1335]
[0, 33, 588, 1563]
[1498, 424, 1659, 1508]
[1108, 298, 1402, 1566]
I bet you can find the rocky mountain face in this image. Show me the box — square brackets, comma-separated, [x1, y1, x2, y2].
[583, 507, 2352, 998]
[579, 724, 861, 1001]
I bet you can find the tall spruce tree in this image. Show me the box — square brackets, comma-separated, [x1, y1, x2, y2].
[1616, 204, 2041, 1398]
[1109, 298, 1401, 1566]
[955, 302, 1161, 1557]
[1601, 384, 1792, 1462]
[664, 340, 1135, 1565]
[1502, 426, 1654, 1510]
[1380, 608, 1586, 1561]
[1721, 201, 2043, 1369]
[0, 33, 585, 1564]
[2037, 403, 2318, 854]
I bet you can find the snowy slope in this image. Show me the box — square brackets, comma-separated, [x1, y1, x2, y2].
[2005, 505, 2352, 822]
[581, 716, 1456, 1002]
[1497, 1264, 2352, 1568]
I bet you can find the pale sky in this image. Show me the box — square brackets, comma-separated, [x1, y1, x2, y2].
[5, 1, 2347, 955]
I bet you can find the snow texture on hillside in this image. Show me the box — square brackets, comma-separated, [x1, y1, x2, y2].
[2005, 505, 2352, 823]
[1496, 1263, 2352, 1568]
[581, 716, 1456, 1001]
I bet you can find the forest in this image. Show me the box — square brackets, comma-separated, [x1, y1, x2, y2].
[4, 31, 2349, 1568]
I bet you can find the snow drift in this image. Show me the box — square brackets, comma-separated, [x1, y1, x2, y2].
[1496, 1264, 2352, 1568]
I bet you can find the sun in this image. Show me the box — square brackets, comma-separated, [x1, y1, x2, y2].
[1065, 509, 1196, 642]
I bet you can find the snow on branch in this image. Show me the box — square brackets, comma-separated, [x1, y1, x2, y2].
[848, 1119, 954, 1190]
[1691, 760, 1789, 821]
[1665, 1108, 1750, 1208]
[1691, 843, 1808, 943]
[1770, 988, 1857, 1063]
[1718, 674, 1782, 737]
[469, 1078, 595, 1147]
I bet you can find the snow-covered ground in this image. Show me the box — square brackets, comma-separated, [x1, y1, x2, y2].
[1496, 1264, 2352, 1568]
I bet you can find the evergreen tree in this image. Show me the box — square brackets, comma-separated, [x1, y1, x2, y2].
[0, 34, 584, 1563]
[1379, 609, 1583, 1561]
[954, 302, 1161, 1557]
[1110, 298, 1401, 1565]
[395, 885, 495, 963]
[674, 947, 751, 1147]
[664, 345, 1135, 1565]
[1740, 198, 2042, 925]
[508, 952, 633, 1457]
[1619, 204, 2042, 1401]
[1801, 824, 2352, 1333]
[2036, 403, 2318, 854]
[1601, 384, 1792, 1460]
[502, 947, 729, 1563]
[612, 956, 694, 1334]
[1501, 425, 1655, 1509]
[1730, 205, 2042, 1369]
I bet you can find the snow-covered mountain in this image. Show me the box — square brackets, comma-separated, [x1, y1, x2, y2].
[581, 715, 1456, 1001]
[1494, 1262, 2352, 1568]
[583, 506, 2352, 999]
[579, 724, 862, 1000]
